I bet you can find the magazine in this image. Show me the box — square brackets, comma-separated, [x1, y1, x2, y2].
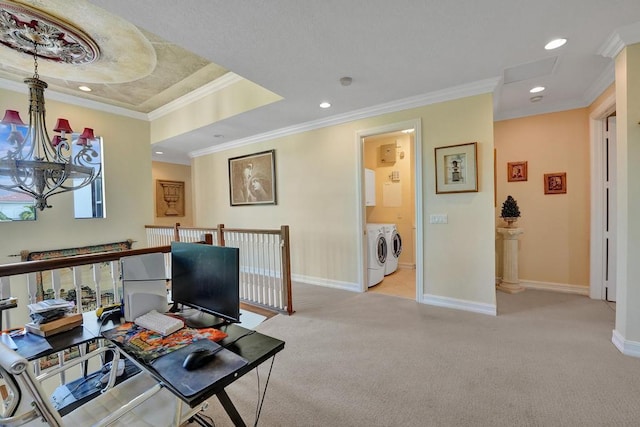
[102, 322, 228, 362]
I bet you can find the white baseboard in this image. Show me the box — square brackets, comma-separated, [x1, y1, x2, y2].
[293, 274, 496, 316]
[291, 273, 361, 292]
[421, 293, 497, 316]
[495, 277, 590, 296]
[612, 329, 640, 358]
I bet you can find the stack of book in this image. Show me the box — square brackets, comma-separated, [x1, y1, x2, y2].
[25, 299, 82, 337]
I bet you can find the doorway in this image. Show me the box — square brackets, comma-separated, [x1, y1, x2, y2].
[589, 94, 616, 303]
[356, 119, 423, 300]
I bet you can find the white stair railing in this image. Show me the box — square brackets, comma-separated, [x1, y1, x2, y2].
[145, 223, 292, 314]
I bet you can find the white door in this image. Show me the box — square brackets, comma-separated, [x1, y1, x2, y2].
[605, 116, 617, 302]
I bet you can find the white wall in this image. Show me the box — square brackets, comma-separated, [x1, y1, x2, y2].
[613, 42, 640, 354]
[192, 93, 497, 313]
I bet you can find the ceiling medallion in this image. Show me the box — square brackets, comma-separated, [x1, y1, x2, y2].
[0, 2, 99, 64]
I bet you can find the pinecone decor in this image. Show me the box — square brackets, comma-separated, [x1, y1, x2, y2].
[500, 195, 521, 227]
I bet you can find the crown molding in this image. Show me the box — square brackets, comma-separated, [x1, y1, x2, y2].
[0, 72, 245, 122]
[598, 32, 626, 59]
[598, 22, 640, 58]
[494, 99, 589, 122]
[190, 77, 500, 158]
[147, 72, 244, 121]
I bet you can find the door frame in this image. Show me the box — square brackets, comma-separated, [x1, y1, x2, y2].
[589, 93, 616, 299]
[355, 119, 423, 300]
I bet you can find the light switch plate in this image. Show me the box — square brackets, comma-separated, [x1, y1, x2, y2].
[429, 214, 448, 224]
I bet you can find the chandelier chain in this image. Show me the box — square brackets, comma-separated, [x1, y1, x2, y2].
[32, 42, 39, 79]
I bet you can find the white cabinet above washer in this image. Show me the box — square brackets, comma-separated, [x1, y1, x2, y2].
[365, 168, 376, 206]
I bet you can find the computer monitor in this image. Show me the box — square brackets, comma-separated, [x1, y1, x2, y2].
[170, 242, 241, 327]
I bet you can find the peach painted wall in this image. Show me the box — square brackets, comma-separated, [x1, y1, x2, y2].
[494, 108, 590, 289]
[152, 161, 193, 226]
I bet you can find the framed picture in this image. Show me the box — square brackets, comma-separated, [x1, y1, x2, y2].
[544, 172, 567, 194]
[434, 142, 478, 194]
[155, 180, 185, 217]
[229, 150, 277, 206]
[507, 161, 527, 182]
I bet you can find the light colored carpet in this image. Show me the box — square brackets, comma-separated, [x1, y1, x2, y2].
[199, 283, 640, 426]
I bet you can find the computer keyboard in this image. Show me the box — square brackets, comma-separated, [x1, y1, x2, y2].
[134, 310, 184, 336]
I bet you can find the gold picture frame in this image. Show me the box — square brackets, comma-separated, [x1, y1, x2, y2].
[507, 161, 527, 182]
[435, 142, 478, 194]
[544, 172, 567, 194]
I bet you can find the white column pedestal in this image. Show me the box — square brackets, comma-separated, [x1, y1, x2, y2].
[497, 227, 524, 294]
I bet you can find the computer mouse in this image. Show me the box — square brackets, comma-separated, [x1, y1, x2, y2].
[182, 348, 218, 371]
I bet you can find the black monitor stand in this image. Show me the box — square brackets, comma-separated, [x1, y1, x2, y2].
[170, 303, 228, 328]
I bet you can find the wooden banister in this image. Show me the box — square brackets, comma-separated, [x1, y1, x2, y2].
[0, 246, 170, 278]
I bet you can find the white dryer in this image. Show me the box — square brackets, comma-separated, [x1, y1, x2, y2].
[381, 224, 402, 275]
[366, 224, 387, 287]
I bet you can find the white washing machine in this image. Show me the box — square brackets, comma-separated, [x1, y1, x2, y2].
[381, 224, 402, 275]
[366, 224, 387, 287]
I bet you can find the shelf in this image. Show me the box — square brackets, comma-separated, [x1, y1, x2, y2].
[50, 359, 141, 416]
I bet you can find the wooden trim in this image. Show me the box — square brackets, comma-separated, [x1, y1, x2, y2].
[280, 225, 293, 315]
[217, 224, 226, 247]
[0, 246, 171, 277]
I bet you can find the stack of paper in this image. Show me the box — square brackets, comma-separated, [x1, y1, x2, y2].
[25, 299, 81, 337]
[27, 298, 75, 314]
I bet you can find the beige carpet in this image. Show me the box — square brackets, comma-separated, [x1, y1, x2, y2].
[199, 283, 640, 426]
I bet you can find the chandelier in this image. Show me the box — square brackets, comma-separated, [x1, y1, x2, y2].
[0, 13, 101, 211]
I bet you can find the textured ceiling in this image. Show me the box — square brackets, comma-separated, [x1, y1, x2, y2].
[0, 0, 228, 113]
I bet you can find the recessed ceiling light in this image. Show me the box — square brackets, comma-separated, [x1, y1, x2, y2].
[530, 95, 544, 102]
[78, 85, 92, 92]
[530, 86, 545, 93]
[545, 38, 567, 50]
[155, 151, 164, 155]
[319, 102, 331, 109]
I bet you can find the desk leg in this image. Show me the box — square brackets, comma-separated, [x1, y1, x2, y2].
[217, 389, 246, 427]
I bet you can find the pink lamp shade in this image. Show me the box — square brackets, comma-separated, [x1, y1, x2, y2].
[1, 110, 25, 125]
[51, 135, 63, 146]
[76, 137, 88, 146]
[79, 127, 95, 140]
[54, 118, 73, 133]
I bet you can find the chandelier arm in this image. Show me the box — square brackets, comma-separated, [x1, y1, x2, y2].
[0, 42, 100, 210]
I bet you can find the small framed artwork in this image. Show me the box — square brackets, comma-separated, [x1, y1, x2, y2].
[229, 149, 277, 206]
[434, 142, 478, 194]
[544, 172, 567, 194]
[155, 180, 185, 217]
[507, 161, 527, 182]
